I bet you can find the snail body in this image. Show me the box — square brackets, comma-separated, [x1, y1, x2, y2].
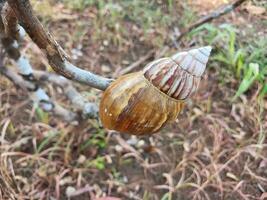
[99, 46, 212, 135]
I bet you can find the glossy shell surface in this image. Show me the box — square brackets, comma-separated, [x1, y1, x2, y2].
[99, 72, 184, 135]
[99, 46, 211, 135]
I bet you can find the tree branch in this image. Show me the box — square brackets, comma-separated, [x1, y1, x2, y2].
[176, 0, 248, 42]
[0, 53, 77, 121]
[0, 60, 33, 91]
[7, 0, 113, 91]
[0, 1, 100, 119]
[1, 2, 20, 40]
[0, 33, 74, 118]
[117, 49, 155, 76]
[0, 3, 78, 121]
[33, 70, 99, 118]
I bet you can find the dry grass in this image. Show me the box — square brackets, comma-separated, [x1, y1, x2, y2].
[0, 0, 267, 199]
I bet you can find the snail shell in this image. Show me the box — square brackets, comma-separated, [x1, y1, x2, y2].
[99, 46, 212, 135]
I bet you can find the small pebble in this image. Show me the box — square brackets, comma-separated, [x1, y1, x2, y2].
[127, 136, 138, 146]
[183, 141, 190, 152]
[65, 186, 76, 197]
[136, 140, 145, 148]
[115, 145, 123, 152]
[78, 155, 86, 164]
[103, 40, 109, 46]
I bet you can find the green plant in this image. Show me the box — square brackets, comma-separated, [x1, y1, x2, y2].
[178, 2, 197, 29]
[36, 130, 59, 153]
[161, 192, 172, 200]
[79, 123, 107, 152]
[234, 36, 267, 99]
[35, 106, 49, 123]
[85, 156, 105, 170]
[195, 24, 245, 79]
[86, 0, 173, 47]
[167, 0, 173, 12]
[190, 24, 267, 99]
[143, 190, 152, 200]
[233, 63, 259, 100]
[62, 0, 96, 10]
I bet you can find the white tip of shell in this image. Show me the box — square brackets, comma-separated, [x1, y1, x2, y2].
[171, 46, 212, 77]
[198, 46, 212, 56]
[18, 25, 26, 39]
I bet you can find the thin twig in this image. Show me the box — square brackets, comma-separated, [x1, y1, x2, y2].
[0, 58, 32, 91]
[0, 53, 77, 121]
[116, 47, 171, 77]
[0, 3, 77, 121]
[176, 0, 248, 42]
[117, 49, 155, 76]
[0, 2, 99, 119]
[7, 0, 112, 91]
[33, 70, 99, 118]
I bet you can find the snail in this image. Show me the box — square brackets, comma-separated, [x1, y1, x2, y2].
[99, 46, 212, 135]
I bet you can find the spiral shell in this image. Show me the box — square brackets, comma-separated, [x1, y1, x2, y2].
[143, 46, 211, 100]
[99, 46, 212, 135]
[99, 72, 184, 135]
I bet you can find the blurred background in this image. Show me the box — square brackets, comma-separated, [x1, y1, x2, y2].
[0, 0, 266, 199]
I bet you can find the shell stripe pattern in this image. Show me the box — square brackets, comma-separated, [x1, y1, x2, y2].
[101, 73, 146, 121]
[114, 76, 183, 134]
[116, 87, 167, 133]
[99, 72, 183, 134]
[99, 46, 211, 135]
[143, 46, 211, 100]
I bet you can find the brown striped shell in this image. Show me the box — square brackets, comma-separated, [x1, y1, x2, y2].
[99, 46, 211, 135]
[143, 46, 211, 100]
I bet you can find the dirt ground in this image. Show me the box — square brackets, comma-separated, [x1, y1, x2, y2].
[0, 0, 267, 200]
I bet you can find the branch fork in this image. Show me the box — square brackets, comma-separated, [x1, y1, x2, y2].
[0, 1, 101, 121]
